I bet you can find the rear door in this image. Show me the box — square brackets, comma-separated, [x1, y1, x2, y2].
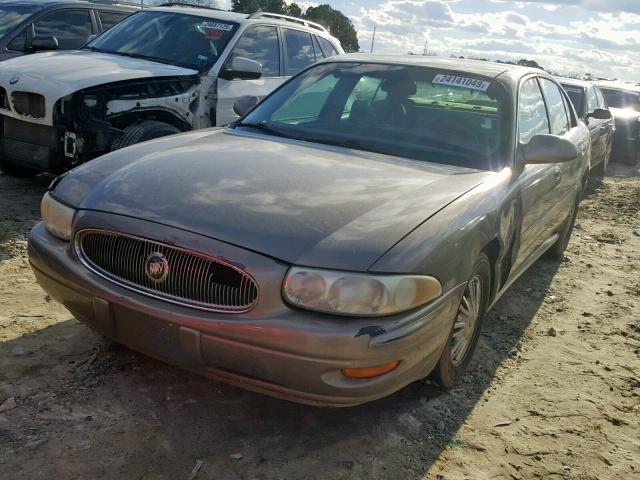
[595, 87, 614, 160]
[584, 86, 605, 167]
[215, 25, 283, 126]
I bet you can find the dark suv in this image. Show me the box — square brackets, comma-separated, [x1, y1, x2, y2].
[0, 0, 137, 62]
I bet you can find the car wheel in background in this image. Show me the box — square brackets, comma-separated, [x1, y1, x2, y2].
[111, 120, 182, 151]
[620, 141, 640, 166]
[0, 157, 40, 178]
[433, 253, 491, 388]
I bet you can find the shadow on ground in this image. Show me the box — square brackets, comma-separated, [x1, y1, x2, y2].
[0, 257, 561, 480]
[0, 171, 51, 262]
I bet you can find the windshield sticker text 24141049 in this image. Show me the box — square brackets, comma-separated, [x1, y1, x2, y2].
[432, 74, 491, 92]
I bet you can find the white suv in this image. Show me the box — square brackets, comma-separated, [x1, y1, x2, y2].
[0, 5, 343, 176]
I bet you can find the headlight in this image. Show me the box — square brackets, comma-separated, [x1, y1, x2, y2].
[41, 192, 75, 241]
[283, 267, 442, 316]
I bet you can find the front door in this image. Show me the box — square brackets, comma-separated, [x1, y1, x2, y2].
[216, 25, 285, 126]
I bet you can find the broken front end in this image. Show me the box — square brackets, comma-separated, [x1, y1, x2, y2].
[0, 76, 208, 174]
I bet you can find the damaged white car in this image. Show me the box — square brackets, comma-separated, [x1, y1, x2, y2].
[0, 5, 342, 176]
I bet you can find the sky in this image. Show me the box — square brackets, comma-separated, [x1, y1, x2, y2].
[215, 0, 640, 81]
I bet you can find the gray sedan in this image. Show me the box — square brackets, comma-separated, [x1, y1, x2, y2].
[28, 56, 590, 406]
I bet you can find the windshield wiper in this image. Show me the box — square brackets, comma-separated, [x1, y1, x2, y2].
[107, 50, 173, 66]
[234, 121, 299, 140]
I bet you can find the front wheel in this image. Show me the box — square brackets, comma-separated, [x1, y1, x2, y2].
[111, 120, 181, 151]
[433, 253, 491, 388]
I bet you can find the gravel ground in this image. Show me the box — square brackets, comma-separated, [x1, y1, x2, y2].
[0, 164, 639, 480]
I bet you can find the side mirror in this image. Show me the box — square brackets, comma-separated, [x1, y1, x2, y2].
[233, 95, 260, 117]
[520, 134, 579, 164]
[588, 108, 612, 120]
[31, 35, 59, 52]
[221, 56, 262, 81]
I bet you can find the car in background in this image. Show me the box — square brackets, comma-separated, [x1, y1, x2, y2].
[560, 78, 614, 175]
[593, 81, 640, 166]
[0, 6, 343, 177]
[29, 56, 589, 406]
[0, 0, 136, 62]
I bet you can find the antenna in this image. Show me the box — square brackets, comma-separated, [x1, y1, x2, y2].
[370, 26, 376, 53]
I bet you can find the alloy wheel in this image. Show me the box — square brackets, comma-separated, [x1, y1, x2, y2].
[451, 275, 483, 366]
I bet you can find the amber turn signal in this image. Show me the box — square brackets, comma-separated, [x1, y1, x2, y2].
[342, 361, 400, 379]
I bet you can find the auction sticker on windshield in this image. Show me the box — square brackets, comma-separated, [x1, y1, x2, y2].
[432, 74, 491, 91]
[200, 21, 233, 31]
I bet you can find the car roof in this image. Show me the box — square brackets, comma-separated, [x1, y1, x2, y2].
[322, 54, 543, 80]
[593, 80, 640, 93]
[556, 77, 593, 89]
[0, 0, 135, 6]
[148, 6, 336, 38]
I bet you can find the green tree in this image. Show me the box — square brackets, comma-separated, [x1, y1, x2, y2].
[304, 5, 359, 53]
[231, 0, 298, 14]
[230, 1, 359, 53]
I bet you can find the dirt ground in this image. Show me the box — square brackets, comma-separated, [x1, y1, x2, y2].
[0, 164, 639, 480]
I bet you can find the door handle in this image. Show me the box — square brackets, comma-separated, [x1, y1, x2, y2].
[554, 165, 562, 182]
[599, 125, 608, 131]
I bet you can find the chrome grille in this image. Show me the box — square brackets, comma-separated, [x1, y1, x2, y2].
[76, 230, 258, 313]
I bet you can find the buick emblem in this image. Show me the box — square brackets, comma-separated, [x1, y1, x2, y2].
[9, 77, 19, 85]
[145, 252, 169, 282]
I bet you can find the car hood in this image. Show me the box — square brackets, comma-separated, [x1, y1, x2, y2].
[54, 129, 493, 271]
[0, 51, 197, 125]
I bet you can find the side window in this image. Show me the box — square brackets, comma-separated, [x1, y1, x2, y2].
[518, 78, 550, 144]
[317, 36, 338, 57]
[7, 29, 27, 52]
[33, 10, 93, 50]
[231, 26, 280, 77]
[539, 78, 570, 135]
[271, 73, 339, 124]
[312, 35, 324, 60]
[283, 28, 315, 76]
[595, 88, 606, 109]
[97, 11, 130, 31]
[560, 90, 576, 127]
[586, 87, 598, 114]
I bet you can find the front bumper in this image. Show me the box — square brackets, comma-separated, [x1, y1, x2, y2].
[28, 214, 463, 406]
[0, 116, 62, 171]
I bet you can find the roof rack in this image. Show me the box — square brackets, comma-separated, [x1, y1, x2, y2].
[88, 0, 145, 7]
[248, 11, 328, 33]
[155, 2, 224, 11]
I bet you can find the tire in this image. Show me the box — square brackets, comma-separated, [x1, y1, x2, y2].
[0, 156, 40, 178]
[545, 194, 580, 259]
[433, 253, 491, 388]
[111, 120, 181, 151]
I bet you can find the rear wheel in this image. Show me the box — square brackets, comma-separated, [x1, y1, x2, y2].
[0, 157, 40, 178]
[433, 253, 491, 388]
[111, 120, 181, 151]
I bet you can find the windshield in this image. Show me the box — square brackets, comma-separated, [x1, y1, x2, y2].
[240, 63, 510, 170]
[86, 11, 238, 71]
[601, 88, 640, 111]
[562, 85, 585, 117]
[0, 4, 39, 38]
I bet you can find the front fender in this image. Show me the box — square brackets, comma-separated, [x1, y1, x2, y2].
[369, 168, 516, 296]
